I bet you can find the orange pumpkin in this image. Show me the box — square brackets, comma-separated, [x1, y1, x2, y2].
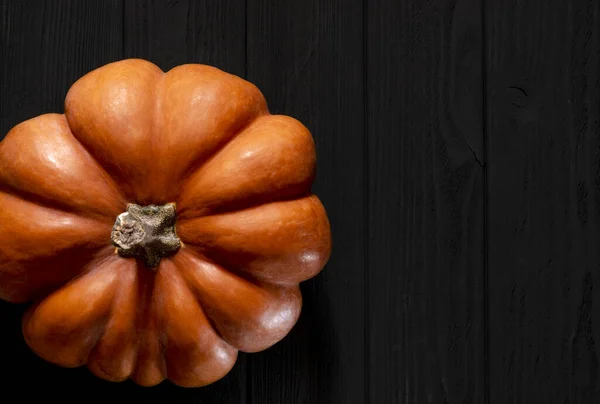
[0, 59, 331, 387]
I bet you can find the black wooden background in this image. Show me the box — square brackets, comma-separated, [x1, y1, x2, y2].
[0, 1, 599, 403]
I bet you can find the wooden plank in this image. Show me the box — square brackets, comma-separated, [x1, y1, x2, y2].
[124, 0, 245, 76]
[0, 0, 124, 397]
[487, 1, 600, 402]
[246, 0, 366, 403]
[123, 1, 247, 402]
[1, 0, 123, 136]
[367, 0, 486, 402]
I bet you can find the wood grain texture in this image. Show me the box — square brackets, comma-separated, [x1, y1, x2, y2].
[0, 0, 124, 399]
[246, 0, 366, 403]
[124, 0, 245, 76]
[4, 0, 600, 401]
[123, 1, 247, 402]
[367, 0, 485, 402]
[1, 0, 123, 136]
[486, 1, 600, 403]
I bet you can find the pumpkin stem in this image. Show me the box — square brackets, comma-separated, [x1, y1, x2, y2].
[111, 203, 181, 269]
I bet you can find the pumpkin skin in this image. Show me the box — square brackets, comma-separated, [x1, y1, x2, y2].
[0, 59, 331, 387]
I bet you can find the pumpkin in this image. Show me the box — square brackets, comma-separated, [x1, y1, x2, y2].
[0, 59, 331, 387]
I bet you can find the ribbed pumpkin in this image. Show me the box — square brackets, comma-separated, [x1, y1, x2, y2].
[0, 59, 331, 387]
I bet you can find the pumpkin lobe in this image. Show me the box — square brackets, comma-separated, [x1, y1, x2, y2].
[111, 203, 181, 269]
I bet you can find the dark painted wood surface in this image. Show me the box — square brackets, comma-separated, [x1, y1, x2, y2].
[367, 0, 485, 402]
[245, 1, 366, 403]
[0, 1, 598, 403]
[486, 1, 600, 403]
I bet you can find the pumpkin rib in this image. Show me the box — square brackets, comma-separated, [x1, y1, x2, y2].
[176, 114, 316, 220]
[24, 246, 117, 309]
[177, 195, 332, 286]
[0, 185, 77, 220]
[171, 254, 229, 344]
[153, 259, 238, 387]
[23, 305, 111, 370]
[172, 248, 281, 349]
[0, 190, 114, 250]
[77, 256, 122, 367]
[69, 130, 122, 200]
[56, 115, 128, 220]
[56, 252, 121, 368]
[0, 182, 120, 225]
[164, 67, 269, 190]
[62, 132, 128, 220]
[0, 191, 115, 303]
[178, 247, 265, 288]
[171, 249, 243, 342]
[130, 265, 168, 387]
[65, 108, 152, 206]
[65, 72, 166, 205]
[172, 249, 303, 353]
[64, 59, 166, 204]
[0, 113, 127, 222]
[24, 246, 117, 306]
[184, 186, 313, 220]
[22, 251, 122, 369]
[150, 64, 270, 202]
[174, 110, 268, 201]
[87, 258, 139, 382]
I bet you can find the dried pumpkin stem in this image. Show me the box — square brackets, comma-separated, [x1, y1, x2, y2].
[111, 203, 181, 269]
